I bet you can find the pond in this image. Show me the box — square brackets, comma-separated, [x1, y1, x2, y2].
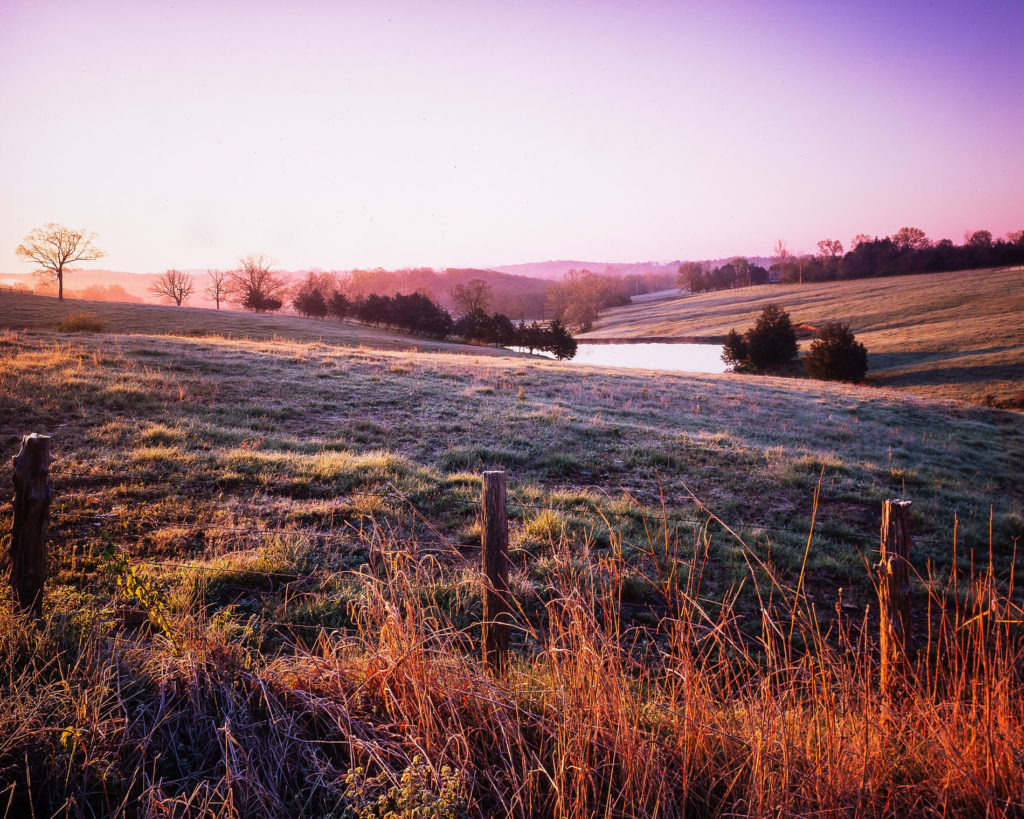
[515, 342, 727, 374]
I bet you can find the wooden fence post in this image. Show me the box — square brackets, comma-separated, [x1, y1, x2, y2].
[10, 434, 53, 620]
[878, 499, 912, 697]
[481, 470, 510, 673]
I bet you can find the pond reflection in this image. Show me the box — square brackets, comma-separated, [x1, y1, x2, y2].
[514, 342, 727, 374]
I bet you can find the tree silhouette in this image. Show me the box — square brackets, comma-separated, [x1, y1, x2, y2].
[804, 323, 868, 382]
[150, 269, 195, 306]
[746, 304, 798, 372]
[228, 254, 287, 313]
[451, 279, 493, 316]
[15, 223, 107, 301]
[205, 270, 229, 309]
[891, 227, 929, 251]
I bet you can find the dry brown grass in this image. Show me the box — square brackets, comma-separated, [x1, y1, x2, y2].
[0, 521, 1021, 817]
[581, 266, 1024, 405]
[54, 312, 106, 333]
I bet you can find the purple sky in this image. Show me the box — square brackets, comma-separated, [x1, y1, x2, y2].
[1, 0, 1022, 274]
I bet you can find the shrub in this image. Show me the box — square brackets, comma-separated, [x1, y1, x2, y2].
[722, 305, 797, 373]
[56, 312, 106, 333]
[545, 319, 577, 360]
[746, 304, 798, 372]
[804, 322, 868, 381]
[242, 292, 283, 313]
[292, 287, 328, 318]
[327, 290, 351, 320]
[721, 328, 748, 370]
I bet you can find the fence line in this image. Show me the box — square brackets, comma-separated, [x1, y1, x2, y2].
[32, 468, 977, 551]
[13, 431, 1023, 705]
[42, 502, 963, 551]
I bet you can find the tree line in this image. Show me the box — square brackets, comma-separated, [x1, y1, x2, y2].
[147, 259, 579, 357]
[678, 228, 1024, 294]
[289, 272, 577, 359]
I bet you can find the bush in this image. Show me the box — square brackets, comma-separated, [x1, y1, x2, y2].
[242, 292, 283, 313]
[56, 312, 106, 333]
[804, 322, 868, 382]
[746, 304, 798, 372]
[721, 328, 748, 370]
[327, 290, 351, 320]
[292, 287, 328, 318]
[722, 305, 798, 373]
[545, 318, 577, 360]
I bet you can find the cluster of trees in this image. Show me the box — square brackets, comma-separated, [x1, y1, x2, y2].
[804, 228, 1024, 281]
[290, 272, 577, 358]
[723, 304, 867, 382]
[544, 269, 636, 330]
[342, 266, 549, 319]
[339, 265, 671, 321]
[145, 255, 286, 311]
[677, 228, 1024, 295]
[453, 310, 577, 359]
[678, 259, 771, 293]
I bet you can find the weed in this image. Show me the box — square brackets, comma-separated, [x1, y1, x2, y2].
[56, 312, 106, 332]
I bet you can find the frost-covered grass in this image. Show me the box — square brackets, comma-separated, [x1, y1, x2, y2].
[1, 321, 1023, 816]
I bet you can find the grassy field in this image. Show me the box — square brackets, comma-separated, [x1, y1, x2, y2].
[0, 290, 517, 355]
[1, 300, 1023, 816]
[580, 266, 1024, 406]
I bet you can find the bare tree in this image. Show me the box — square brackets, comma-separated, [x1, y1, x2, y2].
[150, 269, 194, 306]
[205, 269, 229, 309]
[450, 279, 493, 316]
[15, 222, 107, 301]
[850, 233, 873, 250]
[773, 239, 790, 266]
[228, 254, 287, 313]
[676, 261, 704, 292]
[546, 269, 621, 331]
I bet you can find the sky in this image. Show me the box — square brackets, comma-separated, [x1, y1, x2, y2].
[1, 0, 1022, 275]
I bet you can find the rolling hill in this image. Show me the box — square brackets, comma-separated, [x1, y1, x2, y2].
[579, 266, 1024, 406]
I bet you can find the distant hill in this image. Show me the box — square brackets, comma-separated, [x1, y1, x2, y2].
[491, 260, 678, 280]
[491, 257, 774, 280]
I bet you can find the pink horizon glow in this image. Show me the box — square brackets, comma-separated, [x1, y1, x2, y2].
[1, 0, 1022, 275]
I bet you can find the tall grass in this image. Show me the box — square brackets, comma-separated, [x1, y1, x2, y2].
[1, 510, 1021, 818]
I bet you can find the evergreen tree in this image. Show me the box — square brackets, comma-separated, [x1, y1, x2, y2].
[804, 323, 868, 382]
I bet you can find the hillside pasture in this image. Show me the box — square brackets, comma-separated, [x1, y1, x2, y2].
[0, 290, 518, 355]
[581, 266, 1024, 405]
[1, 301, 1023, 816]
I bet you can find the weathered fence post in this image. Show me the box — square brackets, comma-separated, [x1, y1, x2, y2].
[878, 498, 912, 698]
[481, 470, 510, 673]
[10, 434, 53, 620]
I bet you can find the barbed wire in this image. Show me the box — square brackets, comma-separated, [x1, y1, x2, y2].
[37, 498, 981, 554]
[4, 468, 1002, 555]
